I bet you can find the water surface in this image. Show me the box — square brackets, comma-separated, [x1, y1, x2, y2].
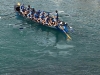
[0, 0, 100, 75]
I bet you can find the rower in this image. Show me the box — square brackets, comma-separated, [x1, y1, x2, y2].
[27, 8, 35, 19]
[20, 4, 24, 13]
[59, 22, 68, 32]
[48, 17, 53, 26]
[59, 22, 63, 26]
[37, 10, 41, 16]
[65, 22, 73, 32]
[27, 5, 31, 12]
[63, 22, 68, 32]
[31, 8, 35, 19]
[39, 11, 45, 24]
[44, 15, 49, 25]
[34, 12, 40, 22]
[27, 10, 32, 18]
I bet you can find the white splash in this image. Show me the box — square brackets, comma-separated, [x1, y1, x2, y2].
[8, 24, 13, 26]
[58, 11, 64, 13]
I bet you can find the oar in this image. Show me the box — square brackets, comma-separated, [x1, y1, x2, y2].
[47, 11, 69, 17]
[62, 29, 72, 40]
[59, 26, 72, 40]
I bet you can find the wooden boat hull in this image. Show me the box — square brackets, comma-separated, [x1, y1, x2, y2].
[14, 5, 68, 33]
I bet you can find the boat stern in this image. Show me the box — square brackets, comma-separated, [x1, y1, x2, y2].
[14, 3, 20, 12]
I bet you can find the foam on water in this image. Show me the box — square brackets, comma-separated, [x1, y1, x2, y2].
[47, 50, 57, 57]
[59, 51, 71, 56]
[36, 36, 56, 47]
[55, 44, 74, 49]
[58, 11, 64, 13]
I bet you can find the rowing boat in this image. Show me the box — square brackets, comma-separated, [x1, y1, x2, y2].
[14, 3, 72, 40]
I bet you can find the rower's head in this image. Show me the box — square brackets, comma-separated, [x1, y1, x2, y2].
[28, 5, 30, 8]
[55, 10, 58, 13]
[42, 11, 45, 14]
[65, 22, 68, 26]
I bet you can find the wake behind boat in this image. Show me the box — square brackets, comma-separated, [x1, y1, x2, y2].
[14, 3, 72, 40]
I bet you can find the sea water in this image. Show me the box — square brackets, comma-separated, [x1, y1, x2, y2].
[0, 0, 100, 75]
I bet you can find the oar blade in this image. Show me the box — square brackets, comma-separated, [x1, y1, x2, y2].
[66, 33, 72, 40]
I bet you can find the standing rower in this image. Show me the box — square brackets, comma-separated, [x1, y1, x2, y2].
[54, 10, 59, 21]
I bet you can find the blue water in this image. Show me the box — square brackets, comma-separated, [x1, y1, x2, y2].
[0, 0, 100, 75]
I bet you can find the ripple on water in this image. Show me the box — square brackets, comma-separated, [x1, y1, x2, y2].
[32, 32, 56, 47]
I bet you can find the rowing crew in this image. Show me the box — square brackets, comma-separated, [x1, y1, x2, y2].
[19, 4, 61, 26]
[17, 3, 74, 32]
